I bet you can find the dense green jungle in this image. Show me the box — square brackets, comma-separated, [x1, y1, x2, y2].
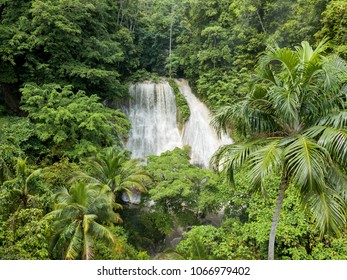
[0, 0, 347, 260]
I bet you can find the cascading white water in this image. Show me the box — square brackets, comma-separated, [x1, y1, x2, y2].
[126, 81, 182, 159]
[176, 79, 232, 168]
[125, 79, 232, 168]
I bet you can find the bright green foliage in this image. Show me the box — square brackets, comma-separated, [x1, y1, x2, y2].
[0, 208, 53, 260]
[316, 0, 347, 59]
[48, 182, 120, 260]
[175, 225, 221, 260]
[144, 147, 228, 233]
[212, 40, 347, 259]
[20, 83, 130, 160]
[0, 117, 37, 153]
[40, 158, 80, 192]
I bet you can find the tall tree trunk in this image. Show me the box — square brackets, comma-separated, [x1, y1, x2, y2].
[268, 171, 288, 260]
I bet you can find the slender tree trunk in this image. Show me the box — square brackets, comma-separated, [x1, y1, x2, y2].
[268, 171, 288, 260]
[256, 10, 266, 34]
[169, 5, 174, 78]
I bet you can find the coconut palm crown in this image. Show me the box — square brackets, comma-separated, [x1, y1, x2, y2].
[48, 182, 119, 260]
[211, 40, 347, 260]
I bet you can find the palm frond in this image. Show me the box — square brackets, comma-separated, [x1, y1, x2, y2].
[327, 164, 347, 201]
[54, 186, 71, 202]
[210, 139, 265, 185]
[303, 125, 328, 138]
[248, 139, 283, 194]
[211, 104, 240, 137]
[190, 234, 210, 260]
[317, 127, 347, 165]
[247, 107, 277, 135]
[267, 86, 299, 128]
[256, 64, 276, 84]
[258, 44, 300, 83]
[285, 136, 329, 194]
[301, 61, 323, 85]
[89, 220, 117, 245]
[296, 39, 329, 64]
[65, 221, 82, 260]
[303, 186, 346, 237]
[318, 111, 347, 129]
[322, 55, 347, 92]
[82, 214, 97, 260]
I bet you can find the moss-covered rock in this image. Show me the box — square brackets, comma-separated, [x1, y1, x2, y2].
[167, 78, 190, 128]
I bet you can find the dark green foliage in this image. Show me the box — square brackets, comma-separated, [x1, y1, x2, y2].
[173, 0, 330, 109]
[0, 1, 142, 127]
[94, 225, 150, 260]
[121, 208, 168, 254]
[0, 0, 138, 102]
[127, 70, 161, 83]
[135, 0, 182, 76]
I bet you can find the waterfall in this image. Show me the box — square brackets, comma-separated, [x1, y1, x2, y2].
[126, 81, 182, 159]
[126, 79, 232, 168]
[176, 79, 232, 168]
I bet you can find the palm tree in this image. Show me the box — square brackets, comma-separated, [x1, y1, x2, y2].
[3, 158, 41, 210]
[75, 147, 150, 203]
[211, 40, 347, 260]
[1, 158, 42, 242]
[48, 182, 120, 260]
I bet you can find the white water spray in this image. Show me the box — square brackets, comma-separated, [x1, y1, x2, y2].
[176, 79, 232, 168]
[126, 81, 182, 159]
